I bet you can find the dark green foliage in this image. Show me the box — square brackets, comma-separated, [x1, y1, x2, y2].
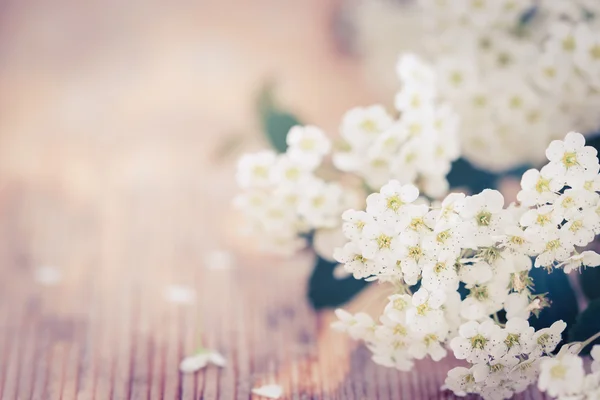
[528, 268, 578, 344]
[257, 84, 301, 153]
[307, 255, 369, 309]
[569, 299, 600, 355]
[580, 266, 600, 301]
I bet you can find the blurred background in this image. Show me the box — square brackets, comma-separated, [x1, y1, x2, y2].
[0, 0, 386, 261]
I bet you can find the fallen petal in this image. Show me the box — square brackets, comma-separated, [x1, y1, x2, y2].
[208, 351, 227, 367]
[251, 384, 283, 399]
[179, 354, 209, 373]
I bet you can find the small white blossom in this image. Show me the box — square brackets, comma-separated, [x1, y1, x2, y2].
[236, 151, 276, 188]
[459, 190, 508, 247]
[451, 320, 503, 364]
[286, 125, 331, 168]
[444, 364, 489, 396]
[538, 350, 585, 398]
[545, 131, 599, 187]
[331, 309, 376, 341]
[531, 320, 567, 356]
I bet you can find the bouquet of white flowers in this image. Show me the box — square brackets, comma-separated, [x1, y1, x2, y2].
[234, 3, 600, 397]
[333, 131, 600, 399]
[348, 0, 600, 171]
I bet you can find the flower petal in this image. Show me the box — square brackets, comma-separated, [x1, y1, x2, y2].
[251, 384, 283, 399]
[179, 354, 209, 373]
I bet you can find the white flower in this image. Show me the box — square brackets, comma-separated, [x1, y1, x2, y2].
[333, 242, 379, 279]
[236, 151, 276, 188]
[460, 276, 509, 320]
[531, 320, 567, 356]
[553, 189, 598, 218]
[538, 351, 585, 398]
[286, 125, 331, 168]
[434, 192, 465, 227]
[459, 190, 508, 247]
[450, 320, 503, 364]
[517, 167, 562, 206]
[340, 105, 394, 147]
[545, 131, 599, 187]
[444, 364, 489, 397]
[341, 209, 374, 241]
[491, 317, 534, 358]
[366, 180, 419, 223]
[531, 50, 570, 93]
[459, 261, 494, 288]
[406, 288, 446, 334]
[533, 227, 575, 269]
[498, 226, 536, 256]
[251, 384, 283, 399]
[394, 84, 436, 115]
[297, 181, 345, 228]
[269, 154, 316, 187]
[408, 330, 448, 361]
[396, 53, 437, 92]
[574, 23, 600, 89]
[383, 294, 412, 321]
[562, 209, 600, 247]
[421, 254, 459, 292]
[331, 309, 376, 341]
[359, 221, 401, 267]
[369, 339, 414, 371]
[179, 349, 226, 373]
[520, 205, 563, 233]
[504, 292, 531, 320]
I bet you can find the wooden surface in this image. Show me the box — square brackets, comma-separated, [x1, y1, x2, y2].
[0, 1, 550, 398]
[0, 178, 550, 400]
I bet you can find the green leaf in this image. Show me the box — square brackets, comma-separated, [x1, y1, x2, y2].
[307, 255, 369, 310]
[568, 298, 600, 355]
[579, 266, 600, 301]
[257, 83, 301, 153]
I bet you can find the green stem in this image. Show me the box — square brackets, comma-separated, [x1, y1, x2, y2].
[576, 330, 600, 354]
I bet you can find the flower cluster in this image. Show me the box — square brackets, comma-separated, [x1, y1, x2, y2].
[348, 0, 600, 171]
[333, 132, 600, 399]
[537, 343, 600, 399]
[234, 126, 357, 256]
[235, 55, 460, 257]
[333, 54, 460, 196]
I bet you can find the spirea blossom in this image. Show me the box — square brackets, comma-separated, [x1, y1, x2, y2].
[333, 132, 600, 399]
[235, 55, 459, 257]
[348, 0, 600, 172]
[333, 55, 460, 194]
